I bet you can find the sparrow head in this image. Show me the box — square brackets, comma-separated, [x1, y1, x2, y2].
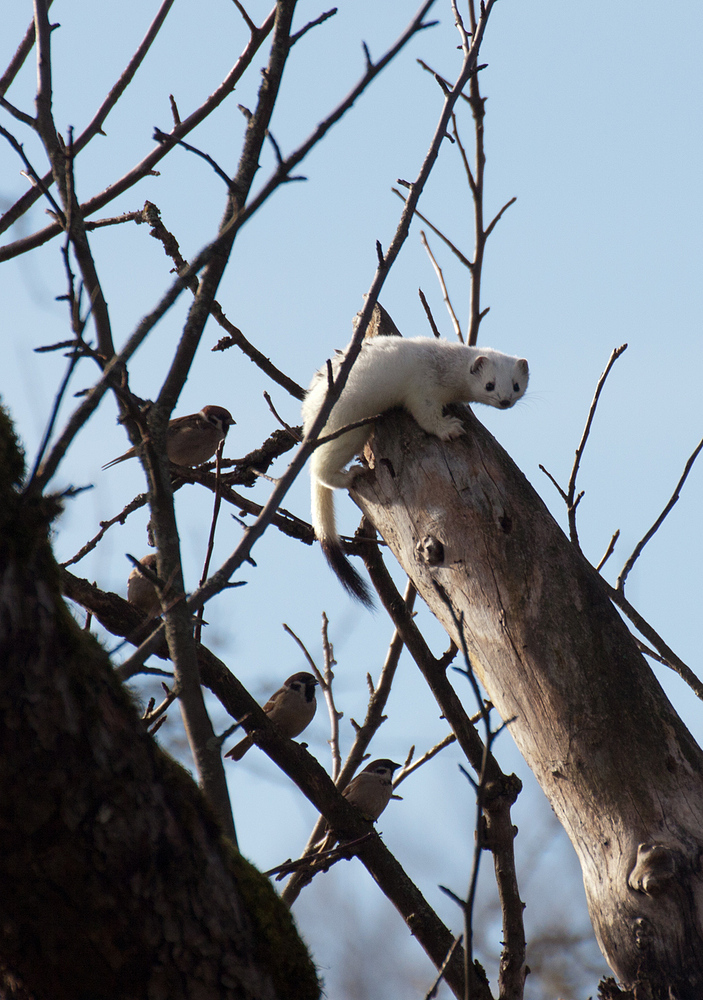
[200, 405, 235, 438]
[361, 758, 401, 778]
[284, 671, 318, 701]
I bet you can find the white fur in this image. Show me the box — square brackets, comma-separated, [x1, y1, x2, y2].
[302, 336, 529, 600]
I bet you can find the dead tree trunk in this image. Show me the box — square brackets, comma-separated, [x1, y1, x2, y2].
[353, 407, 703, 998]
[0, 413, 319, 1000]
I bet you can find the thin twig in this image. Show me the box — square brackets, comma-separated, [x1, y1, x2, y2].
[290, 7, 337, 46]
[263, 391, 302, 439]
[538, 463, 568, 503]
[566, 344, 628, 548]
[616, 435, 703, 591]
[281, 617, 343, 778]
[393, 732, 457, 787]
[265, 834, 373, 879]
[596, 529, 620, 572]
[320, 614, 343, 779]
[0, 124, 64, 219]
[231, 0, 257, 34]
[425, 935, 464, 1000]
[194, 442, 225, 643]
[392, 185, 473, 269]
[464, 36, 486, 348]
[153, 129, 233, 188]
[143, 682, 181, 728]
[61, 493, 149, 567]
[418, 288, 442, 338]
[420, 230, 462, 340]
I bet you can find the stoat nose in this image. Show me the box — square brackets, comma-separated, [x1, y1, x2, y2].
[499, 398, 512, 409]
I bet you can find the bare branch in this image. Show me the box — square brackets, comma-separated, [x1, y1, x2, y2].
[0, 95, 36, 127]
[137, 1, 307, 848]
[213, 325, 305, 400]
[0, 0, 55, 99]
[0, 6, 278, 247]
[604, 581, 703, 702]
[141, 199, 305, 399]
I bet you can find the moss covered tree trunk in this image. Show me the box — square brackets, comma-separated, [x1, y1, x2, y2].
[353, 407, 703, 998]
[0, 412, 319, 1000]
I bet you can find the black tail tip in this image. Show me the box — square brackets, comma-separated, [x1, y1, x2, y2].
[322, 540, 375, 609]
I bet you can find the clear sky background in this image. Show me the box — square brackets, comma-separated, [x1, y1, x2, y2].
[2, 2, 702, 997]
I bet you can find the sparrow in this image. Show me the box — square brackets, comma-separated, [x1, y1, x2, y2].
[314, 758, 401, 853]
[341, 758, 401, 822]
[127, 553, 161, 617]
[102, 405, 235, 469]
[225, 672, 318, 761]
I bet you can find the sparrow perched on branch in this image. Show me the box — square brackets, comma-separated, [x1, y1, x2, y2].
[225, 672, 318, 761]
[102, 405, 234, 469]
[127, 553, 161, 618]
[314, 758, 401, 853]
[341, 758, 401, 821]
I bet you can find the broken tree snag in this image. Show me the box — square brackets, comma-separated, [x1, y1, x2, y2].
[352, 407, 703, 997]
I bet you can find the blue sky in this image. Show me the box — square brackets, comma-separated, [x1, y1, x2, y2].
[2, 2, 702, 996]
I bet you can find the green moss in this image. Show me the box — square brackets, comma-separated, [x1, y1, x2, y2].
[225, 842, 321, 1000]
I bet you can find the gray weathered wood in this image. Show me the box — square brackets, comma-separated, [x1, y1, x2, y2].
[352, 406, 703, 997]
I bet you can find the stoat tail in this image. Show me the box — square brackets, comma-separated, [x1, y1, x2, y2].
[311, 480, 374, 608]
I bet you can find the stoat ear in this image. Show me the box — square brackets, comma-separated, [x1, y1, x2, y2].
[518, 359, 529, 376]
[470, 355, 488, 375]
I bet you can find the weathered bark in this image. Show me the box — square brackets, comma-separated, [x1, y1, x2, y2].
[0, 411, 319, 1000]
[353, 406, 703, 998]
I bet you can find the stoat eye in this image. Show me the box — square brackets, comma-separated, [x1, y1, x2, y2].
[513, 382, 521, 392]
[485, 381, 495, 392]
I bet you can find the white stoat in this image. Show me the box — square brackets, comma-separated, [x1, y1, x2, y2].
[302, 335, 529, 605]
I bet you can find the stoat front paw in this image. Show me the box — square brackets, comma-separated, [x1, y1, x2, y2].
[436, 416, 465, 441]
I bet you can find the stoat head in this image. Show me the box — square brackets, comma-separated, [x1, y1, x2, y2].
[470, 354, 529, 409]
